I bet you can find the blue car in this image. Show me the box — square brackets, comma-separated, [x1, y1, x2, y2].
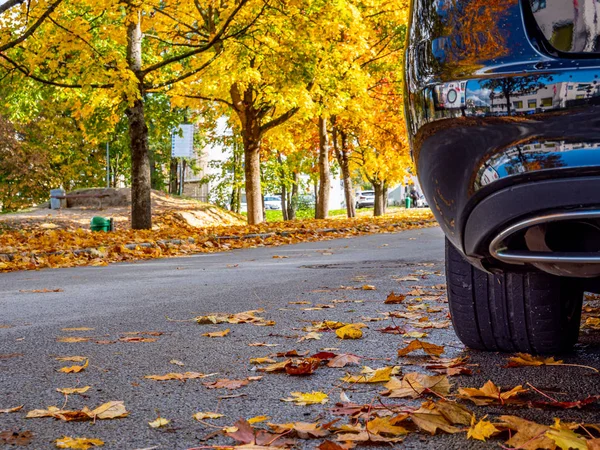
[405, 0, 600, 353]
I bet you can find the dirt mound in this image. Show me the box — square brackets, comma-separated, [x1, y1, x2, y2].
[0, 188, 245, 230]
[66, 188, 131, 208]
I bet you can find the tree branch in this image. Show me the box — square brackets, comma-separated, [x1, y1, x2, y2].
[0, 0, 25, 15]
[183, 94, 234, 109]
[260, 106, 298, 133]
[0, 52, 113, 88]
[141, 0, 249, 76]
[0, 0, 63, 53]
[147, 51, 222, 90]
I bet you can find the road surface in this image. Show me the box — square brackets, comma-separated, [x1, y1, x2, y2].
[1, 226, 599, 449]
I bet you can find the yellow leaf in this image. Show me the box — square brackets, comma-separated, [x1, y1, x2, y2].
[91, 401, 128, 419]
[202, 328, 230, 338]
[336, 325, 363, 340]
[467, 416, 499, 441]
[362, 285, 376, 290]
[250, 357, 276, 364]
[0, 405, 23, 413]
[507, 353, 564, 367]
[248, 415, 270, 424]
[398, 340, 444, 357]
[144, 372, 216, 381]
[57, 337, 91, 343]
[545, 419, 587, 450]
[193, 412, 224, 421]
[298, 332, 322, 342]
[341, 366, 393, 384]
[57, 386, 91, 395]
[149, 417, 170, 428]
[55, 436, 104, 449]
[281, 391, 328, 405]
[58, 359, 88, 373]
[459, 381, 527, 405]
[383, 373, 451, 398]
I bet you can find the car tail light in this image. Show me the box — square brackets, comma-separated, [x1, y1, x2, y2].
[527, 0, 600, 54]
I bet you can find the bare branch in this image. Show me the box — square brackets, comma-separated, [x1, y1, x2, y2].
[0, 0, 25, 15]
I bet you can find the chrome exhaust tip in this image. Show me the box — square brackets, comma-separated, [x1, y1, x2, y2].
[489, 210, 600, 277]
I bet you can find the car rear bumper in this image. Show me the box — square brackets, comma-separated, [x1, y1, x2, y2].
[405, 0, 600, 270]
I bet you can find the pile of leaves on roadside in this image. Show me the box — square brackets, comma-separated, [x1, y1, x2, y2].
[0, 209, 435, 272]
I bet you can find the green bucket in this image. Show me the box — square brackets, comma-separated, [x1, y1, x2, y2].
[405, 197, 412, 209]
[91, 216, 111, 232]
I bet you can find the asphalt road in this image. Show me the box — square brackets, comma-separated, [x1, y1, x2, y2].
[1, 226, 600, 449]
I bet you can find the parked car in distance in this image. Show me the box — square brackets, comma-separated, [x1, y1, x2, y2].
[355, 191, 375, 209]
[405, 0, 600, 354]
[264, 195, 282, 210]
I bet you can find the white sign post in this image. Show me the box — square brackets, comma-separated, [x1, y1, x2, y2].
[171, 124, 195, 158]
[171, 124, 195, 195]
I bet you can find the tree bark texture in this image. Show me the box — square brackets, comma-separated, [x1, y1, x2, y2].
[287, 171, 299, 220]
[316, 116, 331, 219]
[126, 11, 152, 230]
[373, 181, 385, 216]
[333, 126, 355, 218]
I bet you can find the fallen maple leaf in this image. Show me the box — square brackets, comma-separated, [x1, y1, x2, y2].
[56, 337, 91, 343]
[384, 292, 406, 304]
[250, 357, 276, 365]
[26, 401, 128, 421]
[411, 407, 461, 435]
[268, 422, 330, 438]
[144, 372, 216, 381]
[118, 336, 157, 343]
[202, 328, 231, 338]
[248, 342, 278, 347]
[433, 400, 473, 426]
[336, 325, 363, 340]
[58, 359, 88, 373]
[248, 415, 270, 424]
[298, 332, 322, 342]
[507, 353, 564, 367]
[545, 419, 588, 450]
[398, 340, 444, 357]
[56, 386, 91, 395]
[193, 412, 224, 420]
[341, 366, 394, 384]
[459, 380, 527, 405]
[467, 416, 499, 441]
[327, 354, 361, 368]
[285, 358, 321, 376]
[378, 326, 406, 335]
[0, 405, 23, 413]
[281, 391, 328, 405]
[55, 436, 104, 449]
[148, 417, 170, 428]
[383, 373, 451, 399]
[258, 360, 291, 373]
[204, 377, 260, 390]
[61, 327, 94, 332]
[366, 416, 410, 436]
[362, 285, 376, 290]
[500, 415, 554, 450]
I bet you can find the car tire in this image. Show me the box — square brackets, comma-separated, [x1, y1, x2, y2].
[356, 203, 361, 209]
[445, 239, 583, 354]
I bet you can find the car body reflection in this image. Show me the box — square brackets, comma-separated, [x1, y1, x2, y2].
[474, 140, 600, 191]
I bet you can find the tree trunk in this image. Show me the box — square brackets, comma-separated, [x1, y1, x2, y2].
[278, 153, 288, 220]
[316, 116, 330, 219]
[373, 181, 385, 217]
[382, 184, 388, 215]
[244, 143, 263, 224]
[333, 127, 355, 218]
[287, 171, 299, 220]
[169, 159, 178, 194]
[126, 11, 151, 230]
